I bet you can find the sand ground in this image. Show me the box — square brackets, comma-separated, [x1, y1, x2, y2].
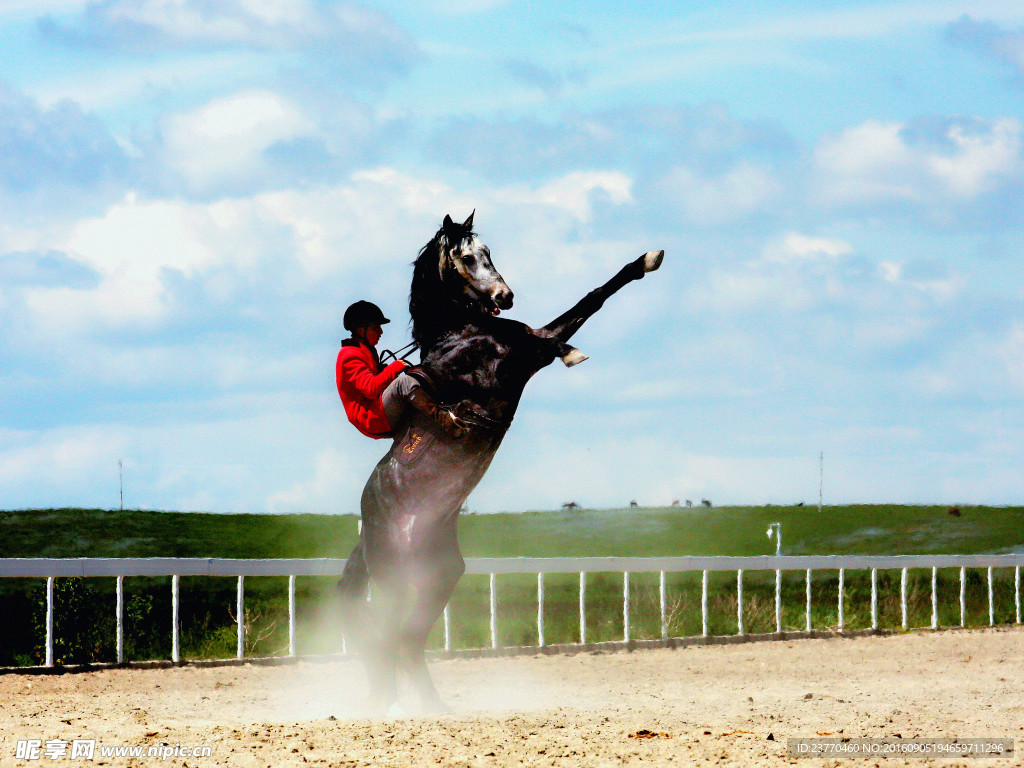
[1, 628, 1021, 767]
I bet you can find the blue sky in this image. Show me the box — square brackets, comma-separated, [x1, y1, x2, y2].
[2, 0, 1023, 513]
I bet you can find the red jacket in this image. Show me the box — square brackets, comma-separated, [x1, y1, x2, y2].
[336, 339, 406, 438]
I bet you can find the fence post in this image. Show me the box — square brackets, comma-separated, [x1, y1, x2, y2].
[537, 572, 545, 648]
[870, 568, 878, 630]
[931, 567, 938, 630]
[775, 568, 782, 633]
[171, 575, 180, 662]
[1016, 566, 1021, 625]
[45, 576, 54, 667]
[116, 575, 124, 664]
[987, 567, 994, 627]
[805, 569, 812, 632]
[288, 574, 296, 657]
[736, 570, 744, 636]
[659, 570, 667, 640]
[701, 570, 709, 637]
[579, 572, 587, 644]
[623, 571, 630, 642]
[838, 568, 845, 631]
[900, 567, 908, 630]
[236, 575, 244, 659]
[959, 567, 966, 628]
[489, 573, 497, 649]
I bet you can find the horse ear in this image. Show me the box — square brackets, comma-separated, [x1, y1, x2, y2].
[463, 210, 475, 229]
[441, 214, 458, 241]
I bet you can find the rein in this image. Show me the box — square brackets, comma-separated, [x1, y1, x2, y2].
[379, 341, 420, 366]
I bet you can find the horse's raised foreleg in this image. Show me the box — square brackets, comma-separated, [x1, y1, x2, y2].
[543, 250, 664, 352]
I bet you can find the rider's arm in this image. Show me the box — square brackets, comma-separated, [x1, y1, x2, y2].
[341, 355, 406, 400]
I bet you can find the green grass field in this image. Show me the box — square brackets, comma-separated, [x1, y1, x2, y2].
[3, 504, 1022, 560]
[1, 505, 1022, 666]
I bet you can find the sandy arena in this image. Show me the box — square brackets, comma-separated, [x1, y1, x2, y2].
[2, 628, 1021, 767]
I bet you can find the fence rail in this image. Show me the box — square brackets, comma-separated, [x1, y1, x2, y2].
[2, 555, 1022, 668]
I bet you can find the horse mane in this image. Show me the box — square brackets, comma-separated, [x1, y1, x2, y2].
[409, 219, 475, 353]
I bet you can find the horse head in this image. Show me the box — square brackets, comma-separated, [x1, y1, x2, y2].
[437, 211, 514, 316]
[411, 211, 516, 351]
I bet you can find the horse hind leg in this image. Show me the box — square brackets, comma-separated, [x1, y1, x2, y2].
[398, 557, 465, 714]
[337, 543, 401, 713]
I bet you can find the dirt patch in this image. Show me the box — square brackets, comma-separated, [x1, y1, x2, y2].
[2, 628, 1021, 766]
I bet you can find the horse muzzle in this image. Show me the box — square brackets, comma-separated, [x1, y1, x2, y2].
[492, 286, 514, 311]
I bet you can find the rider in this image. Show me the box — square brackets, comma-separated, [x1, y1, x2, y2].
[336, 300, 468, 439]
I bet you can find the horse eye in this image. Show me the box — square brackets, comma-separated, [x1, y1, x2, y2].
[462, 255, 476, 266]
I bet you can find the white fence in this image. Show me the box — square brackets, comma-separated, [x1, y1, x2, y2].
[1, 554, 1022, 667]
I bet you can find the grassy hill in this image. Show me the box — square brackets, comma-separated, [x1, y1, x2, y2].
[2, 504, 1022, 559]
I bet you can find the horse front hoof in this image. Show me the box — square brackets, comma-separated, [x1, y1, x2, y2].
[561, 348, 588, 367]
[643, 250, 664, 272]
[386, 702, 409, 718]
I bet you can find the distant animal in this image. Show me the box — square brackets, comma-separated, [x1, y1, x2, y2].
[671, 499, 680, 507]
[685, 499, 693, 507]
[337, 211, 664, 714]
[701, 499, 712, 507]
[948, 506, 961, 517]
[796, 502, 804, 507]
[629, 500, 638, 508]
[562, 501, 580, 511]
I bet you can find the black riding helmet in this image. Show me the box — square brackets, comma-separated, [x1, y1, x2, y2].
[343, 300, 390, 332]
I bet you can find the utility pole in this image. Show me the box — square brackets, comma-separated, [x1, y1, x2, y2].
[818, 450, 823, 513]
[119, 459, 124, 512]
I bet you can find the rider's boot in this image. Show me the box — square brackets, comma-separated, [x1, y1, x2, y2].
[407, 387, 469, 438]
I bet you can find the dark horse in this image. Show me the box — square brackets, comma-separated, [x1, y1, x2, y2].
[338, 211, 663, 713]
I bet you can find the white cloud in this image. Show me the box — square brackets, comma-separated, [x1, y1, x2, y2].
[688, 230, 857, 313]
[32, 51, 258, 112]
[661, 162, 779, 225]
[927, 119, 1022, 198]
[46, 0, 415, 58]
[877, 259, 964, 301]
[763, 231, 853, 264]
[161, 90, 316, 194]
[0, 410, 355, 513]
[813, 120, 920, 203]
[0, 425, 126, 507]
[266, 445, 363, 514]
[531, 170, 633, 221]
[27, 192, 233, 330]
[814, 117, 1023, 205]
[12, 166, 645, 340]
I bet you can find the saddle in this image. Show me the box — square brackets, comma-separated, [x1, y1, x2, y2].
[405, 364, 440, 397]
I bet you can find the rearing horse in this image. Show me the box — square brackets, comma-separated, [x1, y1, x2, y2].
[338, 211, 663, 713]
